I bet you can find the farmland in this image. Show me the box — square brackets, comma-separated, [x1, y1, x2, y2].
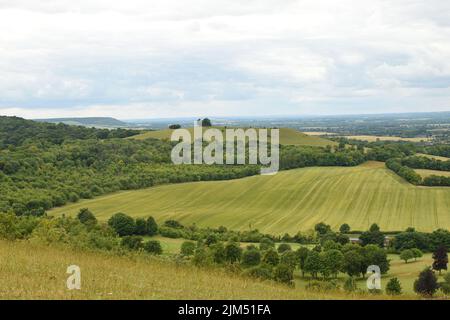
[342, 135, 431, 142]
[130, 127, 337, 147]
[415, 169, 450, 178]
[50, 161, 450, 234]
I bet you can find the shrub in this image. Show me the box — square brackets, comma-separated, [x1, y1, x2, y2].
[146, 217, 158, 236]
[259, 237, 275, 251]
[121, 235, 143, 250]
[343, 277, 357, 292]
[242, 249, 261, 267]
[180, 241, 196, 256]
[244, 264, 273, 281]
[144, 240, 163, 255]
[77, 208, 97, 226]
[134, 218, 148, 235]
[108, 213, 135, 236]
[273, 264, 294, 285]
[224, 241, 242, 263]
[386, 277, 402, 295]
[439, 273, 450, 295]
[277, 243, 292, 254]
[414, 267, 439, 297]
[262, 248, 279, 267]
[400, 249, 414, 263]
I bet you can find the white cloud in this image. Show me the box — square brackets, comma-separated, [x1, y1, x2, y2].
[0, 0, 449, 118]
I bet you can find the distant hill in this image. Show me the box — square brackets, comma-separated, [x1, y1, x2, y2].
[130, 127, 337, 147]
[35, 117, 128, 128]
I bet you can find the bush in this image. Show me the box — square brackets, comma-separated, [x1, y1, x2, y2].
[273, 264, 294, 285]
[108, 213, 135, 236]
[242, 249, 261, 267]
[224, 241, 242, 263]
[414, 267, 439, 297]
[386, 277, 402, 295]
[439, 273, 450, 295]
[400, 249, 414, 263]
[121, 235, 143, 250]
[144, 240, 163, 255]
[146, 217, 158, 236]
[259, 237, 275, 251]
[134, 218, 148, 235]
[180, 241, 196, 256]
[244, 264, 273, 281]
[277, 243, 292, 254]
[343, 277, 357, 292]
[77, 208, 97, 226]
[262, 248, 279, 267]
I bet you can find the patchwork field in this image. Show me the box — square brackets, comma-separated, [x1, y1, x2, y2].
[343, 135, 431, 142]
[130, 127, 337, 147]
[50, 162, 450, 234]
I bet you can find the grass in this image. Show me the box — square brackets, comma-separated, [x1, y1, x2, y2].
[50, 161, 450, 234]
[416, 153, 450, 161]
[415, 169, 450, 178]
[130, 127, 336, 147]
[0, 240, 406, 300]
[343, 135, 431, 142]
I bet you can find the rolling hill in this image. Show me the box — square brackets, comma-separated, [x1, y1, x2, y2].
[35, 117, 128, 128]
[130, 127, 337, 147]
[50, 161, 450, 234]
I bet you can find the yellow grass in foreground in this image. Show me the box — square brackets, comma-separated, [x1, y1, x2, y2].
[0, 240, 412, 300]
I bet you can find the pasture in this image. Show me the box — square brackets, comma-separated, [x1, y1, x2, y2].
[343, 135, 431, 142]
[50, 161, 450, 234]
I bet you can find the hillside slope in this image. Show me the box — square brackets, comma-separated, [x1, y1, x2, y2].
[130, 127, 336, 147]
[50, 162, 450, 233]
[35, 117, 128, 128]
[0, 240, 393, 300]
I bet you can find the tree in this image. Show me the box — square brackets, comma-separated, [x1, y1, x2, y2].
[432, 245, 448, 274]
[259, 238, 275, 251]
[412, 248, 423, 261]
[262, 248, 279, 267]
[242, 249, 261, 267]
[414, 267, 439, 297]
[322, 249, 344, 278]
[400, 249, 414, 263]
[439, 272, 450, 295]
[205, 233, 219, 246]
[201, 118, 212, 127]
[339, 223, 350, 234]
[224, 241, 242, 263]
[280, 251, 297, 270]
[144, 240, 162, 255]
[304, 251, 322, 278]
[211, 242, 226, 264]
[169, 124, 181, 129]
[77, 208, 97, 225]
[273, 264, 294, 285]
[146, 216, 158, 236]
[359, 224, 385, 247]
[277, 243, 291, 254]
[386, 277, 402, 295]
[121, 235, 143, 250]
[296, 247, 309, 277]
[342, 250, 364, 277]
[180, 241, 196, 256]
[134, 218, 148, 235]
[108, 213, 136, 236]
[314, 222, 331, 236]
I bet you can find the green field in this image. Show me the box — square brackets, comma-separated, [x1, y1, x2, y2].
[343, 135, 431, 142]
[416, 153, 450, 161]
[415, 169, 450, 178]
[130, 127, 336, 147]
[51, 161, 450, 234]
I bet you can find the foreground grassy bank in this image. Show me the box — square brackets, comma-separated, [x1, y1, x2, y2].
[51, 162, 450, 233]
[0, 240, 406, 300]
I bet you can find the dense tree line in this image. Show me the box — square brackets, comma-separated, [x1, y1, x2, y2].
[385, 158, 422, 185]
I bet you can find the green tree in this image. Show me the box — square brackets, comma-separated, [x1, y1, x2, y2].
[304, 250, 322, 278]
[296, 247, 309, 277]
[144, 240, 162, 255]
[359, 223, 385, 247]
[342, 250, 364, 277]
[400, 249, 414, 263]
[322, 249, 344, 278]
[412, 248, 423, 261]
[224, 241, 242, 263]
[121, 235, 143, 250]
[280, 251, 297, 270]
[134, 218, 148, 235]
[414, 267, 439, 297]
[439, 272, 450, 295]
[262, 248, 280, 267]
[277, 243, 291, 254]
[180, 241, 196, 256]
[314, 222, 331, 236]
[77, 208, 97, 226]
[259, 237, 275, 251]
[146, 216, 158, 236]
[242, 249, 261, 267]
[386, 277, 402, 295]
[201, 118, 212, 127]
[339, 223, 351, 234]
[211, 242, 226, 264]
[432, 245, 448, 274]
[108, 213, 136, 236]
[273, 264, 294, 285]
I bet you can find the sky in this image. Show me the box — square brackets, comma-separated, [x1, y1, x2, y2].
[0, 0, 450, 119]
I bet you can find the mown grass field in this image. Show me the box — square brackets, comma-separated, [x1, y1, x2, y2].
[130, 127, 336, 147]
[0, 240, 404, 300]
[415, 169, 450, 178]
[416, 153, 450, 161]
[343, 135, 431, 142]
[51, 162, 450, 234]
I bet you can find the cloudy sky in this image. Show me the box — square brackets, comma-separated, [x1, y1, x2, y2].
[0, 0, 450, 119]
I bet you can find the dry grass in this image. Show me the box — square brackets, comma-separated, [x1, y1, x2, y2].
[343, 135, 431, 142]
[0, 240, 412, 300]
